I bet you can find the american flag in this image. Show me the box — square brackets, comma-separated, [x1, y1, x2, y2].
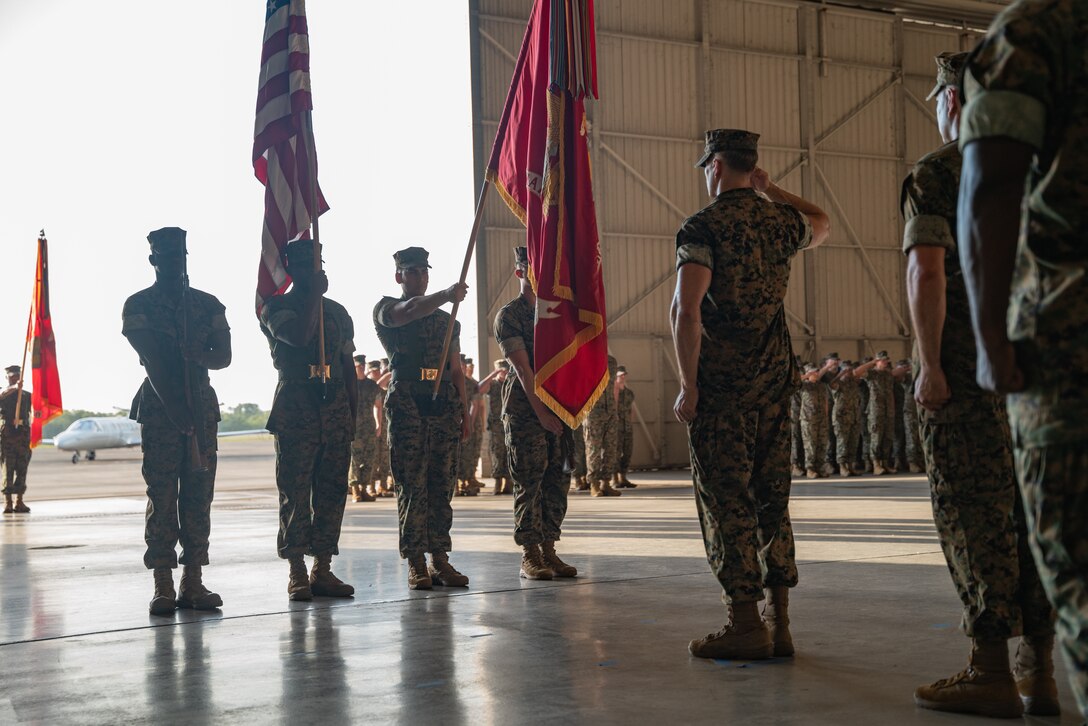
[252, 0, 328, 314]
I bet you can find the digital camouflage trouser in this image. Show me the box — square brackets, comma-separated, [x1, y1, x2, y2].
[487, 419, 508, 478]
[0, 436, 30, 496]
[274, 427, 351, 559]
[572, 425, 587, 478]
[386, 386, 460, 558]
[800, 406, 828, 472]
[618, 419, 634, 474]
[585, 410, 618, 483]
[348, 429, 378, 487]
[505, 416, 568, 545]
[921, 414, 1052, 641]
[141, 418, 218, 569]
[687, 398, 798, 603]
[833, 411, 861, 469]
[1014, 442, 1088, 720]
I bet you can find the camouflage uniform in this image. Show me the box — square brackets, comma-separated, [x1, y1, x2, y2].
[961, 3, 1088, 711]
[372, 389, 390, 484]
[857, 377, 871, 470]
[676, 183, 811, 602]
[617, 387, 635, 475]
[374, 297, 462, 558]
[495, 294, 568, 544]
[486, 382, 508, 479]
[799, 373, 831, 472]
[584, 355, 619, 484]
[892, 374, 908, 471]
[260, 294, 355, 559]
[903, 135, 1051, 647]
[0, 387, 31, 497]
[122, 284, 227, 569]
[789, 389, 802, 471]
[829, 374, 862, 470]
[458, 376, 481, 480]
[571, 424, 587, 479]
[865, 367, 895, 465]
[902, 375, 923, 470]
[348, 376, 381, 487]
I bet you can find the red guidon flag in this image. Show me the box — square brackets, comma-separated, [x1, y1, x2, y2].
[486, 0, 607, 428]
[252, 0, 328, 314]
[28, 231, 63, 447]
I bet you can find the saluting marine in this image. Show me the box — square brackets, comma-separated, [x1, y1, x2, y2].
[122, 227, 230, 616]
[259, 238, 357, 602]
[374, 246, 471, 591]
[479, 359, 511, 495]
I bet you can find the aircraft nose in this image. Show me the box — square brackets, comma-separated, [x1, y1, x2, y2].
[54, 433, 70, 449]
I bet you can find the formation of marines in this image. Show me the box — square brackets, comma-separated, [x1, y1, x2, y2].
[790, 352, 924, 478]
[12, 1, 1077, 719]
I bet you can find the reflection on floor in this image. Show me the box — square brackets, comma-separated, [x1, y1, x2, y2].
[0, 465, 1080, 723]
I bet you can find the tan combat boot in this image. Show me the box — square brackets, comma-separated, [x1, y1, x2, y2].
[2, 495, 12, 514]
[575, 476, 590, 492]
[618, 474, 636, 489]
[688, 601, 773, 660]
[176, 565, 223, 610]
[493, 477, 504, 496]
[310, 553, 354, 597]
[914, 639, 1023, 718]
[805, 468, 819, 479]
[287, 556, 313, 601]
[791, 465, 804, 478]
[761, 586, 793, 657]
[872, 460, 886, 476]
[590, 480, 604, 497]
[408, 556, 432, 590]
[599, 479, 622, 497]
[149, 567, 177, 616]
[13, 496, 29, 513]
[540, 541, 576, 577]
[429, 551, 469, 587]
[519, 544, 554, 580]
[1014, 636, 1061, 716]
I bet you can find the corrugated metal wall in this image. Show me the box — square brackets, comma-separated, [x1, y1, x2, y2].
[470, 0, 994, 470]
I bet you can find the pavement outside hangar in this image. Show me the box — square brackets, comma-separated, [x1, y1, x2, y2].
[0, 440, 1080, 724]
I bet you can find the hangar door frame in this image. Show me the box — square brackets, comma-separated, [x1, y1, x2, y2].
[469, 0, 993, 472]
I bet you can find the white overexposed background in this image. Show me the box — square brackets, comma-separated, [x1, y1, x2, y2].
[0, 1, 479, 412]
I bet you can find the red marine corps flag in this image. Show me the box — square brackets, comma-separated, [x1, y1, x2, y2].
[252, 0, 328, 315]
[20, 231, 63, 447]
[486, 0, 608, 427]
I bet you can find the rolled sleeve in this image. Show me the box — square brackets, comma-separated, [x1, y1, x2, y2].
[960, 89, 1046, 151]
[121, 312, 150, 336]
[903, 215, 955, 254]
[789, 206, 814, 253]
[675, 217, 714, 271]
[210, 312, 230, 331]
[263, 308, 297, 338]
[374, 298, 398, 328]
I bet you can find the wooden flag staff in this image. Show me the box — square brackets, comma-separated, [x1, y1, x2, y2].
[13, 230, 43, 429]
[433, 182, 492, 399]
[304, 111, 329, 389]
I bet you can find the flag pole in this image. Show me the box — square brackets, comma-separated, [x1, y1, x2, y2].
[13, 231, 41, 429]
[433, 181, 491, 399]
[304, 111, 329, 390]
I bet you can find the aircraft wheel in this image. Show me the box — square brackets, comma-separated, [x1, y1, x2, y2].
[87, 451, 96, 461]
[71, 453, 80, 464]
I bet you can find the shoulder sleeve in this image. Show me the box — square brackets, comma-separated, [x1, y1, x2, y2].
[675, 216, 714, 270]
[782, 204, 814, 254]
[959, 7, 1055, 151]
[201, 292, 230, 332]
[494, 305, 527, 357]
[120, 294, 149, 336]
[373, 297, 398, 329]
[260, 297, 297, 339]
[901, 160, 956, 254]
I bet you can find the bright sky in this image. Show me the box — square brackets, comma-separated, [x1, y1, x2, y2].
[0, 1, 478, 412]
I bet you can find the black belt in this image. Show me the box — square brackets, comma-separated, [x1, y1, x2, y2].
[391, 368, 451, 384]
[278, 373, 344, 383]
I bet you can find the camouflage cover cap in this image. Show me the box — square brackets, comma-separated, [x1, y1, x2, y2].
[147, 226, 187, 255]
[394, 246, 431, 269]
[464, 358, 474, 365]
[876, 350, 890, 360]
[695, 128, 760, 168]
[493, 359, 509, 369]
[353, 354, 367, 364]
[616, 366, 627, 374]
[826, 352, 840, 360]
[926, 51, 969, 101]
[4, 365, 20, 374]
[514, 246, 529, 267]
[366, 360, 382, 370]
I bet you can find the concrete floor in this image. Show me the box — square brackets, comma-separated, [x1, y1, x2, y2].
[0, 441, 1079, 724]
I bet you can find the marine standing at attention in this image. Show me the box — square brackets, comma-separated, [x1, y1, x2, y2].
[672, 128, 830, 660]
[0, 365, 32, 515]
[122, 227, 231, 616]
[495, 246, 577, 580]
[259, 238, 357, 602]
[374, 247, 471, 591]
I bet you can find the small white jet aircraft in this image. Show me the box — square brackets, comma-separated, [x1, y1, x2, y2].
[51, 417, 267, 463]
